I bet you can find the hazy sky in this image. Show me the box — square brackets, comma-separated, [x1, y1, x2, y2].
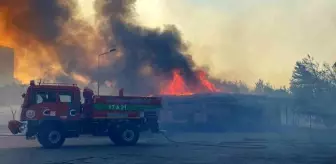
[78, 0, 336, 87]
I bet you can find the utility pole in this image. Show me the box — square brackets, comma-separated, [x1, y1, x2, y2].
[97, 48, 117, 95]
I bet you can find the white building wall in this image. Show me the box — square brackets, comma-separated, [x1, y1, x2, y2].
[0, 46, 14, 86]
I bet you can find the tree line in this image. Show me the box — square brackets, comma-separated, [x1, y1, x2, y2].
[213, 55, 336, 118]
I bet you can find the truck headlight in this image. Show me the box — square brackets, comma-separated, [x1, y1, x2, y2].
[26, 110, 35, 119]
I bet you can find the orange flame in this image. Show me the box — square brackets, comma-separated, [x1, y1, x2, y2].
[0, 2, 62, 83]
[0, 1, 102, 84]
[160, 69, 220, 96]
[160, 70, 193, 96]
[197, 70, 220, 92]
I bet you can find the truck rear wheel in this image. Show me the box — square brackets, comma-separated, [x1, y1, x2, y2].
[109, 124, 140, 146]
[37, 126, 65, 149]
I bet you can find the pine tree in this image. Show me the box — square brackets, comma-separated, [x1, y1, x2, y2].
[254, 79, 274, 95]
[290, 55, 336, 117]
[290, 55, 322, 113]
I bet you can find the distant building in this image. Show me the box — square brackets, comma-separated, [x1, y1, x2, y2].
[0, 46, 14, 86]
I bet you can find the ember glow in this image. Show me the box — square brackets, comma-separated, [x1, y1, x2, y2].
[160, 69, 220, 96]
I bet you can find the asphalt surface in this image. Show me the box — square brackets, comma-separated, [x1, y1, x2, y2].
[1, 130, 336, 164]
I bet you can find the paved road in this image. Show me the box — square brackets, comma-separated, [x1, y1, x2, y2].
[1, 132, 336, 164]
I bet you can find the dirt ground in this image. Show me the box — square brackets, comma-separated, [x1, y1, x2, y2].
[1, 130, 336, 164]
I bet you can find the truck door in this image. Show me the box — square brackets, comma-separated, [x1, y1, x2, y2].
[57, 91, 81, 133]
[58, 91, 81, 120]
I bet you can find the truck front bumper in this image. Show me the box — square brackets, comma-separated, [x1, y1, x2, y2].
[8, 120, 39, 139]
[8, 120, 24, 135]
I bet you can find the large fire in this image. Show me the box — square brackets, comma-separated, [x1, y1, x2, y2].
[0, 1, 61, 83]
[160, 69, 220, 96]
[0, 1, 222, 96]
[0, 0, 100, 84]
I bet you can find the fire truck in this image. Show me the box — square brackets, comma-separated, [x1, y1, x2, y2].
[8, 80, 162, 149]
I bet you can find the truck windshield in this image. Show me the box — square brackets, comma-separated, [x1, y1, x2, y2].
[35, 91, 57, 104]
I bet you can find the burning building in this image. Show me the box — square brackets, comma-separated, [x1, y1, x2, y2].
[0, 46, 14, 86]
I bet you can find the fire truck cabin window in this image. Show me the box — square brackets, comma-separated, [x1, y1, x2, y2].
[59, 92, 73, 103]
[35, 91, 57, 104]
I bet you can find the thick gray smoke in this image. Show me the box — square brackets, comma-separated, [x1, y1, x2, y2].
[92, 0, 201, 95]
[1, 0, 215, 95]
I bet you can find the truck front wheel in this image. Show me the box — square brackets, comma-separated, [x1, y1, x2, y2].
[37, 126, 65, 149]
[109, 124, 140, 146]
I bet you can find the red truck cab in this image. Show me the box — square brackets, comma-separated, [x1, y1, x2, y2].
[20, 81, 81, 122]
[9, 80, 162, 149]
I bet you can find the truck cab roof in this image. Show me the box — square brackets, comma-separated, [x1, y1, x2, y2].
[29, 84, 80, 90]
[27, 80, 80, 91]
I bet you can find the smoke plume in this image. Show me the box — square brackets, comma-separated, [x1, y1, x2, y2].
[1, 0, 216, 95]
[84, 0, 202, 95]
[135, 0, 336, 87]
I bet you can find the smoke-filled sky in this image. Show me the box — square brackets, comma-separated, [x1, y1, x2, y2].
[133, 0, 336, 87]
[1, 0, 336, 89]
[1, 0, 209, 95]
